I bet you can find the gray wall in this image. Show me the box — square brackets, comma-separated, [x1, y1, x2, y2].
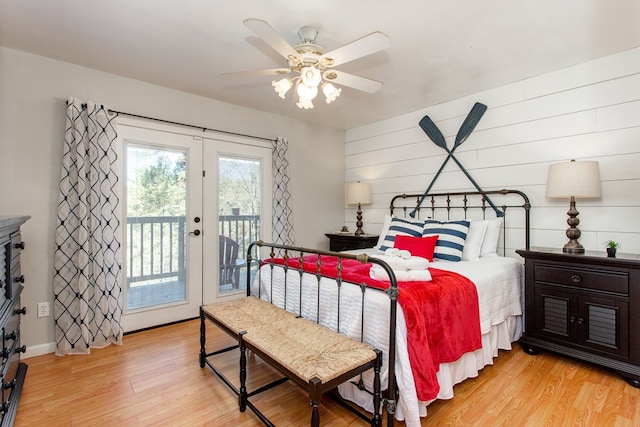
[0, 47, 345, 356]
[345, 47, 640, 255]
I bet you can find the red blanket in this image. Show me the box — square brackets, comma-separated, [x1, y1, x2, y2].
[267, 255, 482, 401]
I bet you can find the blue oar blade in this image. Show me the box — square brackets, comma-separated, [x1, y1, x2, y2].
[454, 102, 487, 148]
[419, 115, 447, 151]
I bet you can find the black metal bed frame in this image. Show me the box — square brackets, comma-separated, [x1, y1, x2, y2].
[240, 189, 531, 426]
[390, 189, 531, 253]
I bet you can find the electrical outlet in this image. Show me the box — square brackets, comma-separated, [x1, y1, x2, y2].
[37, 302, 50, 318]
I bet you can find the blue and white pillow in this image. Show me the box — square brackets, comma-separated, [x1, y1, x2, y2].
[423, 220, 471, 262]
[378, 217, 425, 252]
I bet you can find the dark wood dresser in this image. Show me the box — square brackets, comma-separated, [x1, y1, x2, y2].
[325, 233, 379, 252]
[0, 217, 29, 426]
[516, 247, 640, 387]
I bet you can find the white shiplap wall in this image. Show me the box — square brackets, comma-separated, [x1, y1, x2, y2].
[345, 47, 640, 255]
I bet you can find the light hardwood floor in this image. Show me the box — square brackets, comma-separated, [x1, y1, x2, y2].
[16, 319, 640, 426]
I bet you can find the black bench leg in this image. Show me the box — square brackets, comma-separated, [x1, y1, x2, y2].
[372, 349, 382, 427]
[309, 377, 322, 427]
[239, 331, 248, 412]
[199, 307, 206, 368]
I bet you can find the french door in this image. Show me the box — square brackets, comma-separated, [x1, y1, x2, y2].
[119, 123, 203, 331]
[118, 119, 272, 331]
[202, 138, 272, 305]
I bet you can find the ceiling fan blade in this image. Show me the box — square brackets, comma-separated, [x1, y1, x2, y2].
[244, 19, 300, 63]
[221, 68, 291, 79]
[324, 70, 383, 93]
[320, 32, 390, 67]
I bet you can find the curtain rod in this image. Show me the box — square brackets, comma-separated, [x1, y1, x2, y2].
[111, 110, 277, 143]
[66, 101, 276, 142]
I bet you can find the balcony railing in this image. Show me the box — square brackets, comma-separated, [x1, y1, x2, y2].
[126, 214, 260, 286]
[219, 214, 260, 259]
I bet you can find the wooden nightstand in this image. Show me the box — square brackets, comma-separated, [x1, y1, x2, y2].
[325, 233, 379, 252]
[516, 247, 640, 387]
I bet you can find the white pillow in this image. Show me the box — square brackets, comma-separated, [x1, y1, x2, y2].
[461, 220, 488, 261]
[375, 214, 394, 249]
[378, 217, 425, 252]
[423, 220, 470, 262]
[480, 217, 503, 258]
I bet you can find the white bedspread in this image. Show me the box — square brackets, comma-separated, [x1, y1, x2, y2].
[253, 249, 523, 427]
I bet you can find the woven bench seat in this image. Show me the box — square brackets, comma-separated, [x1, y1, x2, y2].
[200, 296, 382, 427]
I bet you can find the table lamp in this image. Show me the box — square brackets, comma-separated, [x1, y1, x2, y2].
[545, 159, 601, 254]
[346, 181, 372, 236]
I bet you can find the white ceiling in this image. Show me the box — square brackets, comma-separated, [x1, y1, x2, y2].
[1, 0, 639, 129]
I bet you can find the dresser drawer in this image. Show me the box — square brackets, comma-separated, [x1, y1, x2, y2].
[8, 263, 23, 299]
[10, 232, 23, 264]
[2, 299, 22, 382]
[534, 263, 628, 295]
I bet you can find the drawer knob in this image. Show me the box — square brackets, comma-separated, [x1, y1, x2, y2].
[3, 379, 16, 390]
[4, 331, 17, 341]
[15, 307, 26, 315]
[577, 317, 585, 325]
[14, 242, 25, 250]
[14, 275, 25, 284]
[569, 316, 576, 323]
[15, 345, 26, 354]
[571, 274, 581, 284]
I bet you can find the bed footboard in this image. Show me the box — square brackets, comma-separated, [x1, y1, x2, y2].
[246, 240, 399, 426]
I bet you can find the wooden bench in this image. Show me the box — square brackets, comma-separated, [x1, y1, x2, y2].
[200, 296, 383, 427]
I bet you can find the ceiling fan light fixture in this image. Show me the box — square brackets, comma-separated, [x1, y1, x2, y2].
[272, 78, 292, 99]
[322, 83, 341, 103]
[300, 66, 322, 88]
[232, 19, 390, 111]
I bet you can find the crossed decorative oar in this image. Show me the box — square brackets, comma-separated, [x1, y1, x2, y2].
[410, 102, 503, 218]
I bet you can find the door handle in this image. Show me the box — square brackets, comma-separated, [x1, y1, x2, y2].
[189, 230, 201, 236]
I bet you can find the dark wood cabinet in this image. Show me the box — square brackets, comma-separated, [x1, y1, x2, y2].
[0, 216, 29, 426]
[325, 233, 379, 252]
[516, 248, 640, 387]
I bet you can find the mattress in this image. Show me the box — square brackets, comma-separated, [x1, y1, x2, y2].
[252, 248, 524, 427]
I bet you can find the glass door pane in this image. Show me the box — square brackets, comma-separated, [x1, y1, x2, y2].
[202, 138, 272, 304]
[218, 156, 262, 294]
[126, 144, 187, 309]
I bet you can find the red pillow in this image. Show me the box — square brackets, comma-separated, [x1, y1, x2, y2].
[393, 235, 439, 261]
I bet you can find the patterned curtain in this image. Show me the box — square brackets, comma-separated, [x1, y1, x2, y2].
[272, 136, 295, 245]
[53, 97, 123, 355]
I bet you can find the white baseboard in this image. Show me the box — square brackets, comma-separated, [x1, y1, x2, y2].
[23, 342, 56, 359]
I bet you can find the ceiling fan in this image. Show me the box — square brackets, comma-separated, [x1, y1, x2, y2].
[222, 19, 391, 109]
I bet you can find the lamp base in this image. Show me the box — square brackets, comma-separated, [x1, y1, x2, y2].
[354, 203, 364, 236]
[562, 196, 584, 254]
[562, 240, 585, 254]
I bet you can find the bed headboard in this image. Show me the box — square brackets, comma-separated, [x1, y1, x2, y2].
[389, 189, 531, 254]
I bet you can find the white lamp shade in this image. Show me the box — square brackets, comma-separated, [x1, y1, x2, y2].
[346, 182, 372, 205]
[545, 160, 602, 199]
[297, 82, 318, 101]
[322, 83, 342, 103]
[272, 78, 292, 99]
[296, 97, 314, 109]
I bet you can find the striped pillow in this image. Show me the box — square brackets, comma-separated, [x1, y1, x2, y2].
[378, 217, 425, 252]
[423, 220, 471, 262]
